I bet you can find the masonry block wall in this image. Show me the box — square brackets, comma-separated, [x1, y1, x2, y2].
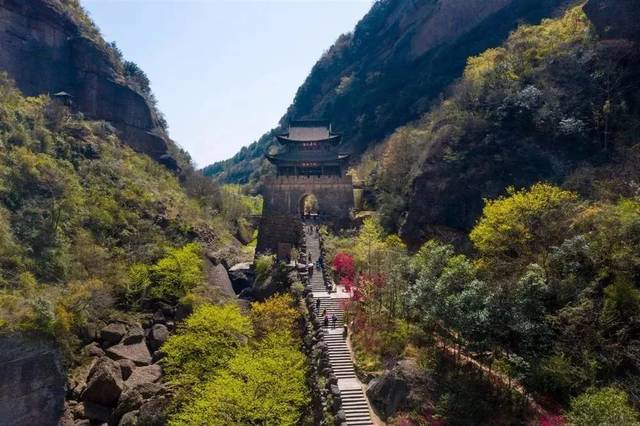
[257, 175, 354, 255]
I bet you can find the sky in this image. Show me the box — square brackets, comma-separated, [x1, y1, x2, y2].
[81, 0, 373, 167]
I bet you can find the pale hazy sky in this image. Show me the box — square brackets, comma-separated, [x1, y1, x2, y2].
[81, 0, 373, 167]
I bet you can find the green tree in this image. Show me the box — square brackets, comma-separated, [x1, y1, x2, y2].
[568, 387, 640, 426]
[470, 183, 579, 274]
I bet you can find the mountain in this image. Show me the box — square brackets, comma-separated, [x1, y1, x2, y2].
[203, 0, 570, 187]
[0, 0, 176, 166]
[350, 0, 640, 247]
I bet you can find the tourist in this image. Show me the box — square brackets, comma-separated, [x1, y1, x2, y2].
[315, 298, 321, 312]
[331, 313, 337, 329]
[323, 315, 329, 328]
[322, 308, 327, 318]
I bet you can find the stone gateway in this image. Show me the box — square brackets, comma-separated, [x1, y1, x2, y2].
[256, 121, 354, 256]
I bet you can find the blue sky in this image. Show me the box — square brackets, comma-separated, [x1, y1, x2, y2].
[81, 0, 373, 167]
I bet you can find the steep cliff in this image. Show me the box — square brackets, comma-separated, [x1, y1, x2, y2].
[0, 0, 170, 161]
[204, 0, 568, 185]
[0, 334, 66, 425]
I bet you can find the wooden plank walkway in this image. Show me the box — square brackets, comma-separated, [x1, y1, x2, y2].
[305, 228, 376, 426]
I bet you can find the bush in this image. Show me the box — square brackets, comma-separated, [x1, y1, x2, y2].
[255, 254, 275, 283]
[567, 387, 640, 426]
[170, 332, 309, 426]
[250, 294, 299, 338]
[162, 304, 253, 398]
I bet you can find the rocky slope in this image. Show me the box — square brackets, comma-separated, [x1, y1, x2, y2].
[0, 0, 171, 163]
[204, 0, 569, 186]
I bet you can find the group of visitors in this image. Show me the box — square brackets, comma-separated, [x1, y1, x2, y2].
[315, 299, 338, 328]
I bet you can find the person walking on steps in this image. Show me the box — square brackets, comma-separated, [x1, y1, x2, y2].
[321, 308, 327, 318]
[315, 298, 321, 313]
[331, 313, 337, 329]
[324, 315, 329, 328]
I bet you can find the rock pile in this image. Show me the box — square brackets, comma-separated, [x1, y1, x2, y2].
[62, 309, 176, 426]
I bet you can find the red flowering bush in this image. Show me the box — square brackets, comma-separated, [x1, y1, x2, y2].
[333, 252, 355, 280]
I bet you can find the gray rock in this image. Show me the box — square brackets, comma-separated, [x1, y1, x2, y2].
[137, 397, 169, 426]
[84, 342, 105, 357]
[101, 323, 127, 346]
[124, 365, 162, 389]
[366, 360, 421, 420]
[132, 382, 167, 399]
[114, 389, 143, 422]
[117, 359, 136, 380]
[82, 401, 112, 422]
[83, 357, 123, 407]
[123, 324, 145, 345]
[75, 420, 91, 426]
[148, 324, 169, 352]
[119, 410, 139, 426]
[152, 311, 166, 325]
[107, 342, 152, 366]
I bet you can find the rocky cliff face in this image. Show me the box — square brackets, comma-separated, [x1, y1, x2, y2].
[0, 334, 66, 426]
[0, 0, 169, 160]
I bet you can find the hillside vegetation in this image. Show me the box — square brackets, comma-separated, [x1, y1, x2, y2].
[0, 73, 242, 353]
[353, 4, 640, 245]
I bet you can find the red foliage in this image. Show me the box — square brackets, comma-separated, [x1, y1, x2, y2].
[333, 252, 355, 279]
[340, 276, 353, 292]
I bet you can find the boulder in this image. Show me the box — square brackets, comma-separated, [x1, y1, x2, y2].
[107, 342, 152, 366]
[101, 323, 127, 346]
[228, 269, 252, 294]
[137, 397, 169, 426]
[123, 324, 145, 345]
[124, 365, 162, 389]
[117, 359, 136, 380]
[114, 388, 143, 422]
[119, 410, 139, 426]
[152, 311, 166, 325]
[148, 324, 169, 352]
[83, 357, 123, 407]
[366, 359, 422, 420]
[205, 261, 236, 298]
[132, 382, 167, 400]
[82, 401, 112, 423]
[84, 342, 105, 357]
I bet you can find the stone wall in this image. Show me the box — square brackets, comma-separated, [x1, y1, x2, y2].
[256, 214, 303, 256]
[262, 175, 354, 224]
[257, 175, 354, 255]
[0, 334, 66, 426]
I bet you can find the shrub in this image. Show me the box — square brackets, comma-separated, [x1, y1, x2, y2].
[250, 294, 299, 338]
[567, 387, 640, 426]
[162, 304, 253, 398]
[255, 254, 275, 283]
[170, 332, 309, 426]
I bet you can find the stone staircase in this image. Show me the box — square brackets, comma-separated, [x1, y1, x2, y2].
[304, 228, 375, 426]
